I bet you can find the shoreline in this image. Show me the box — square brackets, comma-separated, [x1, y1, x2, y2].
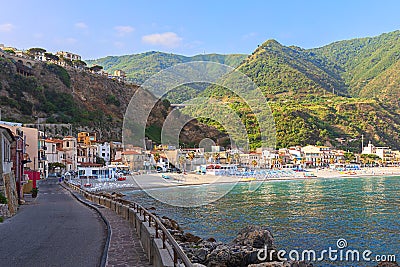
[75, 166, 400, 193]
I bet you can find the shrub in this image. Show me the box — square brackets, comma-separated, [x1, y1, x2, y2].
[0, 192, 7, 204]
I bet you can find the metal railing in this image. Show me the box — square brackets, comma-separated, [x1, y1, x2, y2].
[65, 181, 192, 267]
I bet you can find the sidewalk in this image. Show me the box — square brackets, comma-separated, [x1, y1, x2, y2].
[67, 187, 152, 267]
[100, 207, 152, 267]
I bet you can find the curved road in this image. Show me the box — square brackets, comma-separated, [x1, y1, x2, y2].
[0, 177, 106, 267]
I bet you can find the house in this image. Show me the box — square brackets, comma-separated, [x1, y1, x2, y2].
[301, 145, 332, 167]
[113, 69, 126, 82]
[0, 126, 18, 216]
[62, 136, 77, 171]
[45, 139, 63, 164]
[362, 141, 394, 163]
[122, 150, 146, 171]
[0, 123, 39, 172]
[77, 132, 97, 145]
[77, 143, 97, 165]
[97, 142, 111, 164]
[56, 51, 81, 62]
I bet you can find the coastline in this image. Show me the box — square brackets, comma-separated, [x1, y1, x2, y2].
[77, 166, 400, 193]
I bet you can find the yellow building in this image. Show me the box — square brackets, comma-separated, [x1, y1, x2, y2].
[77, 132, 97, 145]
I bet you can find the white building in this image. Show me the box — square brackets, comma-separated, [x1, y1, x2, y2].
[45, 139, 64, 164]
[97, 142, 111, 164]
[56, 51, 81, 61]
[362, 141, 394, 162]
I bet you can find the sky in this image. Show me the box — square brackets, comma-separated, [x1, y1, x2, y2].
[0, 0, 399, 59]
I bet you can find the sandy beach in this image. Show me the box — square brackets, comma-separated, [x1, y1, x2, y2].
[79, 166, 400, 192]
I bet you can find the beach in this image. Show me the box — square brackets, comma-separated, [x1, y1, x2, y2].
[75, 166, 400, 192]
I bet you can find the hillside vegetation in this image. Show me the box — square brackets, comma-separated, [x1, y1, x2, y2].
[86, 51, 247, 85]
[3, 30, 400, 150]
[183, 31, 400, 151]
[0, 57, 226, 143]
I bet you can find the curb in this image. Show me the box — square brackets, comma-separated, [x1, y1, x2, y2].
[60, 183, 111, 267]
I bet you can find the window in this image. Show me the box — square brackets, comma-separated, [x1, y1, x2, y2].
[3, 137, 11, 162]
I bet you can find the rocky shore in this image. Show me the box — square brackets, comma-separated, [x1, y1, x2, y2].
[160, 215, 314, 267]
[96, 191, 398, 267]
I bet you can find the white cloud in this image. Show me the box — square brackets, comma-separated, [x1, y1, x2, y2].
[0, 23, 14, 32]
[75, 22, 88, 29]
[142, 32, 182, 48]
[114, 25, 134, 36]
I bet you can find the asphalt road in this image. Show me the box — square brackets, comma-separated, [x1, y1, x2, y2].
[0, 177, 106, 267]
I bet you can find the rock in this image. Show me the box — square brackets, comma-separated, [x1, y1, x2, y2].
[376, 262, 399, 267]
[207, 237, 217, 242]
[183, 232, 202, 243]
[207, 245, 231, 267]
[192, 264, 207, 267]
[232, 225, 275, 249]
[194, 248, 208, 262]
[161, 216, 181, 231]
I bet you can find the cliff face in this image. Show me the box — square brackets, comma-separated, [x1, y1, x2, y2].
[0, 57, 226, 144]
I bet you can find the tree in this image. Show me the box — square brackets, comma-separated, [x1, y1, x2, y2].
[59, 56, 73, 66]
[48, 162, 66, 171]
[73, 60, 87, 68]
[96, 156, 106, 166]
[3, 49, 15, 55]
[344, 152, 355, 163]
[27, 47, 46, 58]
[45, 52, 59, 62]
[89, 65, 103, 73]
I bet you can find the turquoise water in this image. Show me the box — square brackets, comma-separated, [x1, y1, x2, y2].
[123, 176, 399, 266]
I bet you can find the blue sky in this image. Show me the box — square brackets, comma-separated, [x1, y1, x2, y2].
[0, 0, 399, 59]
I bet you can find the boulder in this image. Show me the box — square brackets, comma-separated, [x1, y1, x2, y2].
[232, 225, 275, 249]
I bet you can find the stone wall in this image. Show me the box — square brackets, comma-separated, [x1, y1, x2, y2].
[2, 173, 18, 216]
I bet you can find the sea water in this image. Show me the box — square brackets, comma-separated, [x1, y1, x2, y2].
[123, 176, 399, 266]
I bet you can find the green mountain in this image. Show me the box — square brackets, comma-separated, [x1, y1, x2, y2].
[185, 31, 400, 151]
[86, 51, 247, 85]
[309, 30, 400, 100]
